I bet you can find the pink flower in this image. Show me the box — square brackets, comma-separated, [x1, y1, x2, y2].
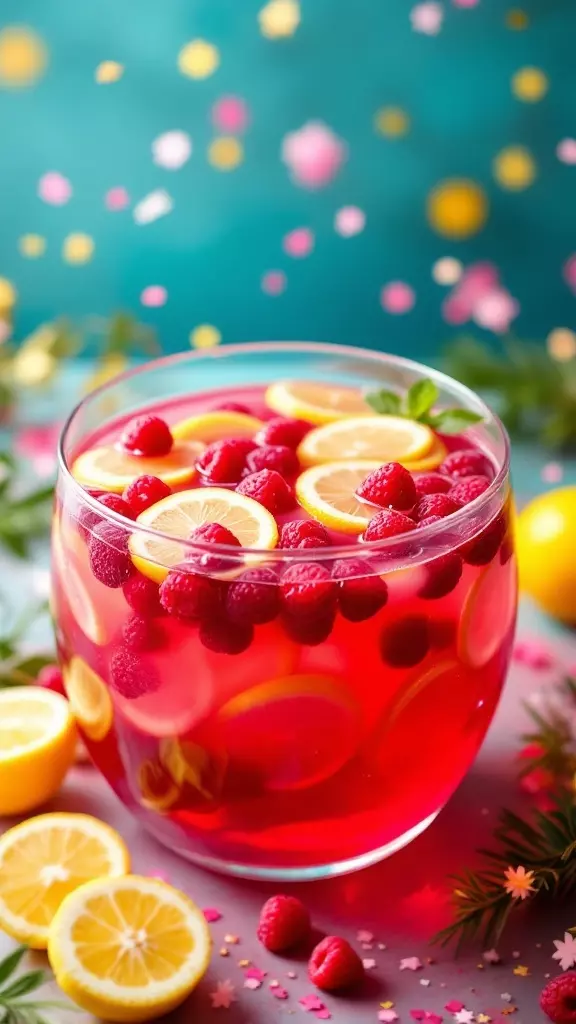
[38, 172, 72, 206]
[503, 865, 536, 900]
[15, 423, 61, 478]
[140, 285, 167, 307]
[282, 121, 346, 189]
[380, 281, 416, 314]
[283, 227, 314, 258]
[212, 96, 249, 133]
[261, 270, 286, 295]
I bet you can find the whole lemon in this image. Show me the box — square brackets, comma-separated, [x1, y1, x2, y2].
[515, 486, 576, 624]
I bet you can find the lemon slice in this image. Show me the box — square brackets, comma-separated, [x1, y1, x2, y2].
[296, 460, 381, 535]
[402, 434, 447, 472]
[63, 657, 114, 742]
[137, 758, 181, 811]
[297, 415, 435, 467]
[172, 409, 263, 443]
[48, 875, 212, 1022]
[52, 515, 107, 645]
[458, 556, 517, 668]
[0, 812, 129, 948]
[71, 440, 205, 493]
[129, 486, 279, 583]
[0, 687, 77, 817]
[265, 380, 371, 424]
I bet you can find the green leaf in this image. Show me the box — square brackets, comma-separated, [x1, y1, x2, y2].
[0, 950, 26, 989]
[0, 972, 46, 1001]
[428, 408, 484, 434]
[404, 378, 439, 420]
[364, 389, 401, 415]
[0, 655, 55, 689]
[0, 530, 28, 559]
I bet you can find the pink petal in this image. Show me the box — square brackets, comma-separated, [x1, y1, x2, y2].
[300, 994, 325, 1011]
[203, 907, 222, 922]
[445, 1001, 465, 1012]
[272, 986, 289, 1000]
[315, 1011, 332, 1021]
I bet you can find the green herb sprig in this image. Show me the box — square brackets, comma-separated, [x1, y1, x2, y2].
[0, 453, 54, 560]
[365, 378, 483, 434]
[0, 946, 74, 1023]
[0, 598, 53, 689]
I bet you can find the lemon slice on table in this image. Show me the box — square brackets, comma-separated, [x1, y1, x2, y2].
[53, 515, 107, 645]
[63, 656, 114, 742]
[48, 875, 212, 1022]
[0, 687, 77, 817]
[297, 415, 435, 467]
[0, 812, 129, 948]
[402, 434, 447, 472]
[71, 440, 205, 493]
[129, 487, 279, 583]
[265, 380, 371, 424]
[172, 409, 263, 443]
[296, 460, 381, 535]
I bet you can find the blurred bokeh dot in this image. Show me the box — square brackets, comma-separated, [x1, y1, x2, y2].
[547, 328, 576, 362]
[19, 234, 46, 258]
[140, 286, 167, 308]
[380, 282, 415, 314]
[62, 234, 95, 265]
[95, 61, 123, 84]
[190, 325, 222, 349]
[208, 137, 243, 171]
[426, 179, 488, 239]
[259, 0, 300, 39]
[493, 146, 536, 190]
[0, 27, 47, 88]
[432, 257, 462, 286]
[334, 206, 365, 237]
[506, 8, 529, 29]
[512, 67, 548, 102]
[178, 40, 219, 79]
[0, 278, 16, 309]
[374, 107, 410, 138]
[262, 271, 287, 295]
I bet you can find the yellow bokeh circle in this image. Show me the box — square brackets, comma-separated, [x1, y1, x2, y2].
[63, 234, 95, 265]
[493, 146, 536, 190]
[0, 26, 47, 88]
[547, 328, 576, 363]
[0, 278, 17, 309]
[208, 137, 243, 171]
[19, 234, 46, 258]
[178, 40, 219, 79]
[426, 179, 488, 240]
[190, 325, 222, 350]
[506, 9, 529, 30]
[95, 61, 124, 84]
[512, 66, 548, 102]
[259, 0, 301, 39]
[374, 107, 410, 138]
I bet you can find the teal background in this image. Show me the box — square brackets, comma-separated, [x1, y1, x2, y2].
[1, 0, 576, 358]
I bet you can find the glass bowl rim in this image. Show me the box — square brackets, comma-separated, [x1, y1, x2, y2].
[57, 340, 511, 563]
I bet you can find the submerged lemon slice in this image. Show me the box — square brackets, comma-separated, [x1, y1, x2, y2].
[402, 434, 447, 472]
[458, 555, 517, 668]
[296, 460, 381, 535]
[63, 657, 113, 742]
[172, 409, 263, 443]
[129, 486, 279, 583]
[297, 415, 435, 467]
[265, 380, 371, 424]
[71, 440, 204, 493]
[52, 515, 107, 645]
[48, 875, 211, 1022]
[0, 812, 129, 948]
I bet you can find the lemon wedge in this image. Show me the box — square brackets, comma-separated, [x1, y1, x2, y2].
[0, 687, 77, 817]
[0, 812, 129, 948]
[265, 380, 371, 424]
[297, 415, 435, 467]
[48, 875, 212, 1022]
[129, 486, 278, 583]
[295, 460, 381, 535]
[63, 657, 114, 742]
[172, 409, 262, 442]
[71, 440, 204, 493]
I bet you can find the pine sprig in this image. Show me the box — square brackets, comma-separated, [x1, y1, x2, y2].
[0, 946, 74, 1023]
[519, 677, 576, 786]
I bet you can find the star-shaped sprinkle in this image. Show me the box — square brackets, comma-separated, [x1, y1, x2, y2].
[483, 949, 501, 964]
[378, 1012, 398, 1023]
[381, 1003, 395, 1010]
[363, 958, 376, 969]
[512, 965, 530, 977]
[401, 956, 423, 971]
[357, 929, 374, 943]
[300, 994, 324, 1012]
[420, 978, 431, 986]
[210, 980, 236, 1009]
[553, 931, 576, 971]
[454, 1011, 474, 1024]
[238, 959, 250, 968]
[476, 1015, 492, 1023]
[445, 1002, 465, 1013]
[500, 993, 512, 1002]
[203, 907, 222, 922]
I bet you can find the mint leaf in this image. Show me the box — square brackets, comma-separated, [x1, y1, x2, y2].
[365, 390, 401, 415]
[404, 378, 439, 420]
[429, 408, 483, 434]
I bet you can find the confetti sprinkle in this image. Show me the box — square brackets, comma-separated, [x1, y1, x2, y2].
[287, 971, 297, 979]
[378, 1012, 399, 1023]
[239, 959, 250, 968]
[178, 39, 219, 79]
[272, 986, 289, 999]
[374, 106, 410, 138]
[18, 234, 46, 258]
[203, 908, 222, 922]
[283, 227, 314, 258]
[95, 60, 123, 84]
[244, 978, 262, 990]
[500, 993, 512, 1002]
[262, 270, 286, 295]
[38, 171, 72, 206]
[300, 994, 325, 1012]
[362, 958, 377, 970]
[208, 136, 243, 171]
[410, 3, 444, 35]
[547, 327, 576, 362]
[476, 1015, 492, 1023]
[0, 26, 47, 87]
[219, 947, 229, 957]
[503, 865, 536, 900]
[425, 1016, 443, 1024]
[512, 66, 548, 102]
[334, 206, 366, 237]
[210, 979, 236, 1009]
[259, 0, 301, 39]
[133, 189, 173, 225]
[400, 956, 423, 971]
[482, 949, 501, 964]
[432, 257, 462, 285]
[493, 145, 536, 190]
[427, 179, 488, 239]
[282, 121, 346, 189]
[445, 1002, 465, 1013]
[380, 281, 415, 314]
[63, 233, 94, 265]
[190, 324, 221, 349]
[224, 934, 239, 945]
[409, 1012, 426, 1021]
[419, 978, 431, 986]
[454, 1011, 475, 1024]
[245, 967, 267, 982]
[541, 462, 564, 484]
[152, 130, 192, 170]
[212, 95, 249, 133]
[269, 980, 279, 989]
[140, 285, 167, 308]
[315, 1011, 331, 1021]
[512, 965, 530, 976]
[105, 186, 130, 211]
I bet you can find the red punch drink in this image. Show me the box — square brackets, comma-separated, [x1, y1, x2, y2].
[53, 343, 516, 879]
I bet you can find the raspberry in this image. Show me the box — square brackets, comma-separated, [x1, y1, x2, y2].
[257, 895, 311, 953]
[362, 509, 417, 543]
[213, 401, 252, 414]
[280, 520, 332, 550]
[460, 512, 506, 566]
[123, 475, 171, 515]
[412, 493, 461, 522]
[356, 462, 417, 511]
[89, 523, 135, 588]
[226, 567, 280, 625]
[188, 522, 242, 574]
[120, 415, 173, 457]
[441, 448, 493, 479]
[540, 972, 576, 1023]
[199, 616, 253, 654]
[332, 559, 388, 621]
[122, 573, 163, 617]
[237, 469, 295, 514]
[280, 562, 336, 619]
[308, 936, 364, 992]
[416, 515, 443, 529]
[196, 438, 255, 484]
[159, 568, 224, 620]
[78, 493, 135, 540]
[449, 475, 491, 506]
[245, 444, 300, 478]
[36, 664, 65, 696]
[418, 553, 463, 600]
[381, 616, 430, 667]
[413, 472, 452, 497]
[109, 650, 160, 699]
[123, 614, 165, 651]
[283, 609, 335, 645]
[255, 417, 311, 450]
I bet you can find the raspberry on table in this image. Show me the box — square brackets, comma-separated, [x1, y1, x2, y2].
[282, 608, 336, 645]
[196, 438, 256, 484]
[257, 894, 311, 953]
[245, 444, 300, 479]
[460, 512, 506, 566]
[362, 508, 417, 543]
[308, 936, 365, 991]
[280, 520, 332, 550]
[280, 562, 337, 619]
[413, 472, 452, 497]
[255, 416, 311, 450]
[120, 414, 173, 457]
[109, 649, 160, 699]
[356, 461, 417, 511]
[89, 522, 135, 588]
[122, 573, 164, 618]
[123, 614, 166, 651]
[226, 567, 280, 625]
[540, 971, 576, 1023]
[199, 616, 254, 654]
[188, 522, 242, 574]
[123, 474, 171, 515]
[441, 448, 494, 479]
[412, 493, 461, 522]
[332, 558, 388, 622]
[78, 493, 135, 540]
[449, 474, 491, 506]
[418, 553, 463, 600]
[36, 664, 65, 696]
[159, 567, 224, 620]
[237, 469, 295, 514]
[381, 615, 430, 668]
